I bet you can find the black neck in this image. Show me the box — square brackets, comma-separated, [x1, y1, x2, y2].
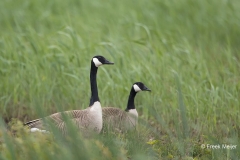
[89, 62, 100, 106]
[125, 87, 137, 111]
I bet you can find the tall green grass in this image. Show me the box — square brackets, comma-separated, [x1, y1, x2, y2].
[0, 0, 240, 159]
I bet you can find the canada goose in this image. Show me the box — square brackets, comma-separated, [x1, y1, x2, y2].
[25, 55, 114, 134]
[102, 82, 151, 132]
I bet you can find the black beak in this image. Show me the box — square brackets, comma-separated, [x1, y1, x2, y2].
[104, 59, 114, 65]
[143, 86, 151, 92]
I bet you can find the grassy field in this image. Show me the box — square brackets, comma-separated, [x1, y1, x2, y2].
[0, 0, 240, 159]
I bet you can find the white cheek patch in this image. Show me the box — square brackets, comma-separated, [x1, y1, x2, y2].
[93, 58, 103, 67]
[133, 84, 142, 92]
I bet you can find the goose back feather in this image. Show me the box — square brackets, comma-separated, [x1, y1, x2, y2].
[102, 107, 138, 131]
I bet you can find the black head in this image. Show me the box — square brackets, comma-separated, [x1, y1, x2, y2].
[92, 55, 114, 67]
[132, 82, 151, 92]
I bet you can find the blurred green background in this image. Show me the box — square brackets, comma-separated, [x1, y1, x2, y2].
[0, 0, 240, 159]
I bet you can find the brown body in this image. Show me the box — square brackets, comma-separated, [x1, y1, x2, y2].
[102, 107, 138, 132]
[25, 102, 103, 134]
